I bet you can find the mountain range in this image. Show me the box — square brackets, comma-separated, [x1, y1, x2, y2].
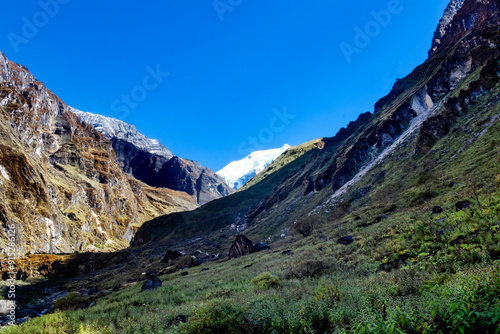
[1, 0, 500, 332]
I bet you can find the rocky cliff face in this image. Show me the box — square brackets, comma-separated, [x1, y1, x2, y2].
[429, 0, 465, 57]
[133, 0, 500, 254]
[431, 0, 500, 57]
[73, 110, 233, 205]
[0, 52, 198, 255]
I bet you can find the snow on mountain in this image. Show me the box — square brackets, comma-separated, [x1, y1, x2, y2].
[217, 144, 291, 190]
[71, 108, 174, 159]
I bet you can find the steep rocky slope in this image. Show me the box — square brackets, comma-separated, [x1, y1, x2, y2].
[0, 52, 197, 254]
[429, 0, 465, 56]
[132, 0, 500, 255]
[73, 110, 233, 205]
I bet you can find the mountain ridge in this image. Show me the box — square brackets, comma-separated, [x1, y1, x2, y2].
[73, 109, 234, 205]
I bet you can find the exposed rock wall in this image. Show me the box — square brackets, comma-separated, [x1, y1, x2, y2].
[429, 0, 465, 57]
[0, 52, 197, 255]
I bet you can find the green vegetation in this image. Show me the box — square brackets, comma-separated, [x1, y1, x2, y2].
[54, 292, 84, 311]
[291, 215, 319, 237]
[250, 272, 281, 290]
[5, 185, 500, 333]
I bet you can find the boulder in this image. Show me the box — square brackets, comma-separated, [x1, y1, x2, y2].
[229, 235, 253, 259]
[141, 272, 162, 292]
[432, 206, 443, 214]
[192, 250, 203, 257]
[161, 250, 183, 263]
[455, 201, 471, 211]
[337, 236, 354, 246]
[252, 242, 270, 252]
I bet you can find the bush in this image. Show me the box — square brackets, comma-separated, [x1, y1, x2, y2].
[496, 174, 500, 187]
[285, 260, 327, 279]
[250, 272, 281, 290]
[314, 279, 341, 303]
[428, 266, 500, 333]
[187, 301, 245, 334]
[54, 292, 83, 311]
[329, 201, 351, 221]
[175, 255, 197, 269]
[292, 215, 319, 237]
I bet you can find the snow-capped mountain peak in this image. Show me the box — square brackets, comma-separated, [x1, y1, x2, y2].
[217, 144, 291, 190]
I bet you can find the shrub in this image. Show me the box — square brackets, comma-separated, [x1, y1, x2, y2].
[329, 201, 351, 221]
[314, 279, 341, 303]
[292, 215, 319, 237]
[285, 260, 327, 279]
[428, 266, 500, 333]
[54, 292, 83, 311]
[251, 272, 281, 290]
[175, 255, 197, 269]
[496, 174, 500, 187]
[187, 301, 245, 334]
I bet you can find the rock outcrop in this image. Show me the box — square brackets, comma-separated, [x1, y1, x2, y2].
[0, 51, 198, 254]
[74, 110, 233, 205]
[429, 0, 465, 57]
[141, 272, 162, 292]
[430, 0, 500, 57]
[228, 235, 253, 259]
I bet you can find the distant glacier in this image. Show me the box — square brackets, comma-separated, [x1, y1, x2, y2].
[217, 144, 291, 190]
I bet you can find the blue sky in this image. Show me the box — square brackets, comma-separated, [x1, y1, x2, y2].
[0, 0, 450, 171]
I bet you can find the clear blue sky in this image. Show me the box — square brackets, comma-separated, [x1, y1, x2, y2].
[0, 0, 450, 171]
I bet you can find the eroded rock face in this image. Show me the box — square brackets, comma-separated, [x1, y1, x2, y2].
[0, 51, 198, 254]
[74, 110, 234, 205]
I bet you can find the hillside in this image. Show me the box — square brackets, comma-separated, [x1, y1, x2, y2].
[1, 0, 500, 332]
